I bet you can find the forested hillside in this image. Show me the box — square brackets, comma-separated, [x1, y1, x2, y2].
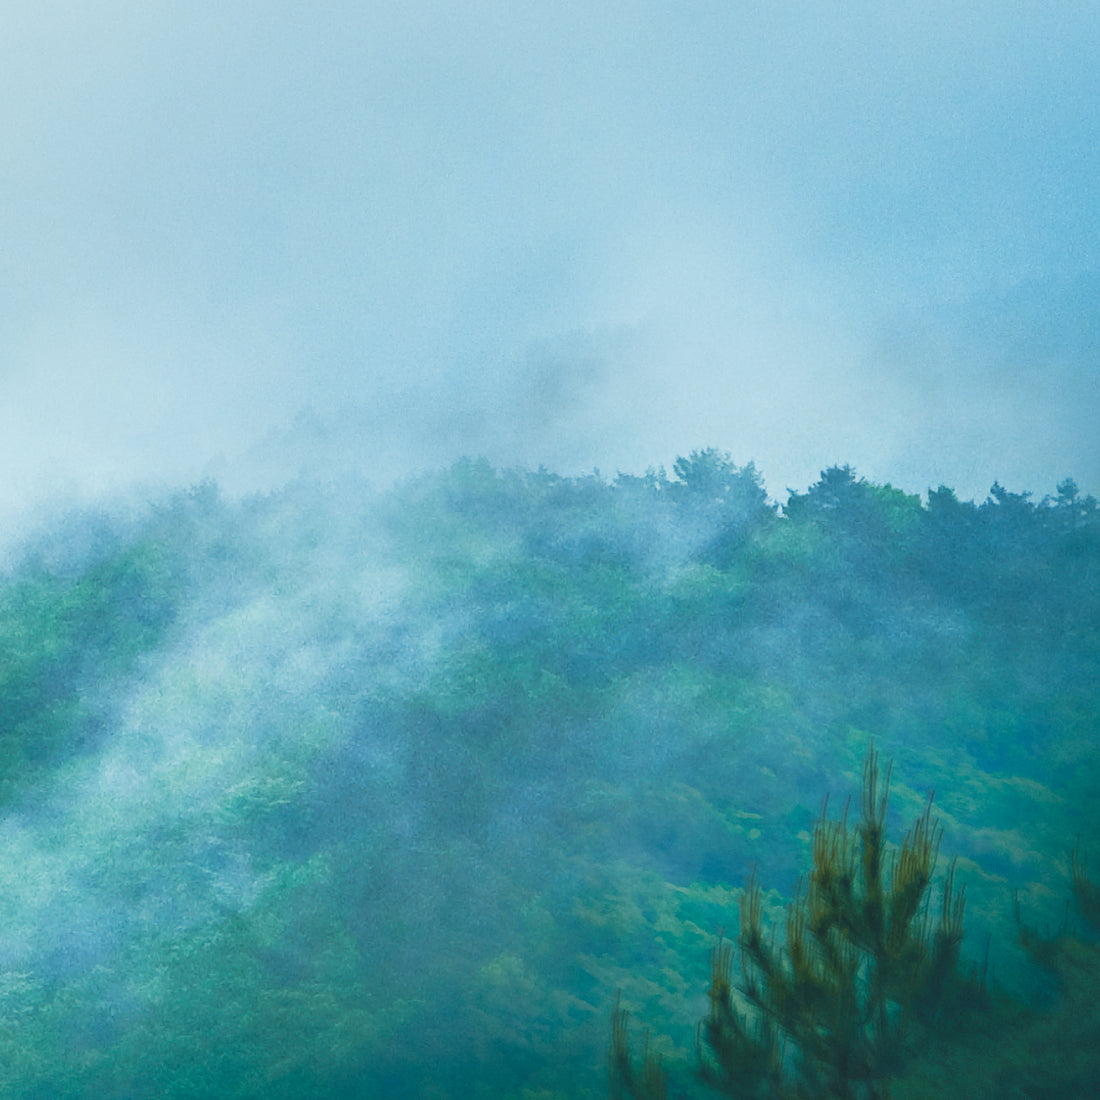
[0, 452, 1097, 1097]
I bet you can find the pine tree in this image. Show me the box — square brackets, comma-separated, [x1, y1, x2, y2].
[697, 744, 969, 1099]
[611, 743, 976, 1099]
[609, 991, 672, 1100]
[999, 838, 1100, 1098]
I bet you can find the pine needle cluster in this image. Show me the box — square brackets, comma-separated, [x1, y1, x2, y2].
[609, 991, 672, 1100]
[612, 743, 976, 1100]
[697, 744, 970, 1099]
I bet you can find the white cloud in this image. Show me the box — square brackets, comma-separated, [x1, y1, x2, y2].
[1, 1, 1097, 518]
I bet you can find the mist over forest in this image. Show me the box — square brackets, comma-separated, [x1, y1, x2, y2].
[3, 4, 1099, 1095]
[0, 452, 1097, 1097]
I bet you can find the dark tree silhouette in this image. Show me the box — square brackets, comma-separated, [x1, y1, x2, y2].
[612, 745, 975, 1100]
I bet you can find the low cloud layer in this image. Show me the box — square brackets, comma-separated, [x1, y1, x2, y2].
[2, 2, 1097, 522]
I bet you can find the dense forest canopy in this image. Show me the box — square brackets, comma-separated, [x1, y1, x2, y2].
[0, 453, 1097, 1097]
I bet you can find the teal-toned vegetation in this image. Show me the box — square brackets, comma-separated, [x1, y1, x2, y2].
[611, 744, 980, 1099]
[700, 745, 971, 1100]
[0, 454, 1096, 1096]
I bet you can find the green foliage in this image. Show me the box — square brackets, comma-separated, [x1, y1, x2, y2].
[669, 450, 775, 566]
[610, 992, 671, 1100]
[991, 842, 1100, 1098]
[697, 745, 971, 1099]
[0, 458, 1097, 1097]
[0, 535, 182, 792]
[611, 746, 977, 1100]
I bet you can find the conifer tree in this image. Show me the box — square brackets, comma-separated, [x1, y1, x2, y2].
[1001, 838, 1100, 1097]
[611, 744, 974, 1100]
[697, 744, 968, 1099]
[610, 992, 672, 1100]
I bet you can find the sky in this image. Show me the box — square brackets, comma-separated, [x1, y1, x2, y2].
[2, 0, 1098, 523]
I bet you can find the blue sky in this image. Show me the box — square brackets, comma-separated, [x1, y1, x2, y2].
[2, 1, 1098, 520]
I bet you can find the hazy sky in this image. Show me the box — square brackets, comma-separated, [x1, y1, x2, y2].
[3, 1, 1098, 520]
